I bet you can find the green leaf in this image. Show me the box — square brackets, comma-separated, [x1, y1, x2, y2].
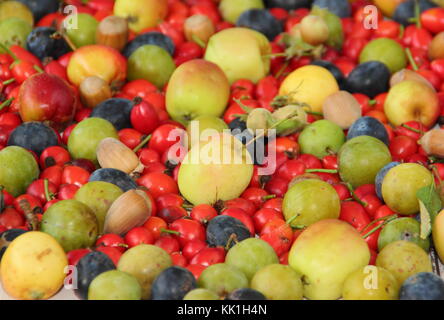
[417, 184, 442, 239]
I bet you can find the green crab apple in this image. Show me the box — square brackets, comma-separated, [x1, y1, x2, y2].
[65, 13, 98, 48]
[114, 0, 168, 33]
[283, 179, 340, 228]
[381, 163, 433, 215]
[68, 117, 118, 163]
[74, 181, 124, 234]
[219, 0, 264, 24]
[166, 60, 230, 126]
[186, 115, 229, 148]
[204, 27, 271, 84]
[384, 80, 440, 127]
[178, 133, 253, 205]
[0, 146, 39, 197]
[339, 135, 392, 188]
[359, 38, 407, 73]
[288, 219, 370, 300]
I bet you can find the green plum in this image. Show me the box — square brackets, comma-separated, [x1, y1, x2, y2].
[198, 263, 249, 297]
[41, 200, 99, 252]
[117, 244, 172, 300]
[219, 0, 264, 24]
[342, 266, 400, 300]
[66, 13, 99, 48]
[74, 181, 123, 234]
[359, 38, 407, 73]
[381, 163, 433, 215]
[298, 120, 345, 159]
[127, 44, 176, 89]
[250, 264, 303, 300]
[0, 146, 39, 197]
[338, 135, 392, 188]
[225, 238, 279, 281]
[283, 179, 340, 228]
[88, 270, 142, 300]
[67, 117, 118, 163]
[0, 17, 32, 51]
[378, 217, 430, 252]
[183, 288, 219, 300]
[376, 240, 433, 285]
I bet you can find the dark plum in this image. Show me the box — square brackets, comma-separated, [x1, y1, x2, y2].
[375, 162, 401, 200]
[264, 0, 313, 10]
[206, 215, 251, 249]
[123, 32, 175, 58]
[0, 229, 28, 261]
[346, 61, 390, 98]
[230, 119, 268, 166]
[151, 266, 197, 300]
[393, 0, 437, 26]
[7, 122, 58, 155]
[26, 27, 71, 60]
[16, 0, 60, 22]
[236, 9, 283, 41]
[226, 288, 267, 300]
[90, 98, 134, 130]
[88, 168, 138, 192]
[311, 60, 346, 90]
[74, 251, 116, 300]
[400, 272, 444, 300]
[347, 116, 390, 145]
[313, 0, 351, 18]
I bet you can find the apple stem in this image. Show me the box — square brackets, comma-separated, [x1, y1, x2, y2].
[59, 31, 77, 51]
[225, 233, 239, 251]
[0, 98, 13, 112]
[430, 164, 443, 186]
[405, 48, 419, 71]
[2, 78, 15, 85]
[306, 169, 338, 174]
[133, 134, 152, 153]
[399, 25, 405, 39]
[0, 43, 18, 61]
[286, 213, 300, 226]
[233, 98, 255, 114]
[345, 183, 368, 207]
[160, 228, 180, 235]
[275, 60, 290, 79]
[361, 214, 398, 239]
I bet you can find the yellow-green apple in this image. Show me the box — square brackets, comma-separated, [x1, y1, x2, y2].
[178, 133, 253, 205]
[433, 209, 444, 263]
[288, 219, 370, 300]
[279, 65, 339, 113]
[113, 0, 168, 33]
[19, 73, 76, 125]
[186, 115, 229, 148]
[166, 59, 230, 125]
[204, 27, 271, 84]
[67, 45, 127, 87]
[384, 80, 440, 127]
[382, 163, 433, 215]
[219, 0, 264, 24]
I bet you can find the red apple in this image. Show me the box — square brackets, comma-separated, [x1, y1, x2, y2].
[19, 73, 76, 125]
[67, 45, 127, 87]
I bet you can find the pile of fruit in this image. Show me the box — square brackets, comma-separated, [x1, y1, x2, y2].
[2, 0, 444, 301]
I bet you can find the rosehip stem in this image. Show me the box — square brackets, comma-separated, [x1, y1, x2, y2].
[191, 34, 206, 49]
[405, 48, 419, 71]
[160, 228, 180, 235]
[306, 169, 338, 174]
[0, 98, 13, 111]
[33, 65, 44, 73]
[345, 183, 368, 207]
[305, 111, 323, 117]
[361, 214, 398, 239]
[262, 194, 276, 201]
[286, 213, 300, 227]
[2, 78, 15, 85]
[133, 134, 152, 153]
[43, 179, 55, 202]
[401, 123, 423, 134]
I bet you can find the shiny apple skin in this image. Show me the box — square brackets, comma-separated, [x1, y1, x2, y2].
[19, 73, 76, 124]
[67, 45, 127, 87]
